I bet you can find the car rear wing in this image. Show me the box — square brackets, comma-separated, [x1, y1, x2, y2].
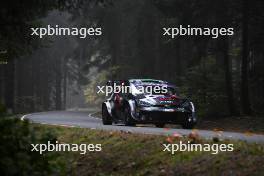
[106, 80, 129, 87]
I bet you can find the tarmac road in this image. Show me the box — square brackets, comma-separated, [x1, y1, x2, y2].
[22, 110, 264, 144]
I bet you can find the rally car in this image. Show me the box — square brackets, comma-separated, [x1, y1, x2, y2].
[101, 79, 196, 129]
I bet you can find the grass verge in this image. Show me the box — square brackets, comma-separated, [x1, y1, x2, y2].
[32, 124, 264, 176]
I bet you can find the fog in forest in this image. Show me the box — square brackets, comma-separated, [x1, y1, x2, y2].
[1, 0, 264, 118]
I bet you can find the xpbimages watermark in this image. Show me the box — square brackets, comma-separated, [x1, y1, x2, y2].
[96, 83, 168, 96]
[30, 25, 102, 38]
[163, 25, 234, 39]
[31, 141, 102, 154]
[163, 141, 234, 155]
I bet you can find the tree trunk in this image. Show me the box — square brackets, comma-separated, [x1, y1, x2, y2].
[223, 38, 236, 115]
[63, 57, 67, 110]
[241, 0, 251, 115]
[0, 65, 5, 105]
[4, 59, 15, 113]
[55, 58, 62, 110]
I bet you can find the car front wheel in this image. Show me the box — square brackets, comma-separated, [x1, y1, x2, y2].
[102, 105, 112, 125]
[124, 105, 136, 126]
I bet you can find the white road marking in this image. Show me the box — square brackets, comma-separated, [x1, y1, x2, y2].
[21, 114, 31, 121]
[88, 112, 101, 119]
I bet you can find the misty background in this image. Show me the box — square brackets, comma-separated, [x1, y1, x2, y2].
[0, 0, 264, 118]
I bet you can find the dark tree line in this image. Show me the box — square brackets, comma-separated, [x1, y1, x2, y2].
[0, 0, 105, 113]
[98, 0, 264, 117]
[1, 0, 264, 118]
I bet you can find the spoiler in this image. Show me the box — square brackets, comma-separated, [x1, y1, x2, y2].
[106, 80, 129, 87]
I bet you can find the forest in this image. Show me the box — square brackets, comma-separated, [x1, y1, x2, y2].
[0, 0, 264, 118]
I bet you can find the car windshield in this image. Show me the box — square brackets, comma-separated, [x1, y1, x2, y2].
[131, 84, 178, 96]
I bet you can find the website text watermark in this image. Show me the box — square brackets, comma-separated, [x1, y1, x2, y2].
[31, 141, 102, 154]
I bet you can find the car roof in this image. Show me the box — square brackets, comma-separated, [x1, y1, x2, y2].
[107, 79, 176, 87]
[129, 79, 178, 88]
[129, 79, 168, 84]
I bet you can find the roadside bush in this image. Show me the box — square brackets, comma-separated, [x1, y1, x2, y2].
[182, 56, 228, 118]
[0, 102, 6, 116]
[0, 117, 65, 176]
[84, 66, 121, 106]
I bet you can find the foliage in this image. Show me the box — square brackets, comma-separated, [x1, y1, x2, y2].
[0, 117, 67, 176]
[182, 56, 227, 117]
[1, 0, 264, 117]
[0, 102, 6, 116]
[0, 0, 64, 57]
[38, 125, 264, 176]
[84, 66, 121, 105]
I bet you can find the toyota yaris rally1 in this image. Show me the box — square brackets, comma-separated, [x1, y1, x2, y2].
[102, 79, 196, 129]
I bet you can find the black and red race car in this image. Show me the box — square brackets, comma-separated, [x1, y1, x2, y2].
[102, 79, 196, 129]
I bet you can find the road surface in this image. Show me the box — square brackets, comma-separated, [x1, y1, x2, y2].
[22, 110, 264, 144]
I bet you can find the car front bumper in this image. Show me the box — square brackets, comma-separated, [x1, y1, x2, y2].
[134, 106, 196, 124]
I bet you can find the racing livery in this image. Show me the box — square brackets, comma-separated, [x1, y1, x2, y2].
[102, 79, 197, 129]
